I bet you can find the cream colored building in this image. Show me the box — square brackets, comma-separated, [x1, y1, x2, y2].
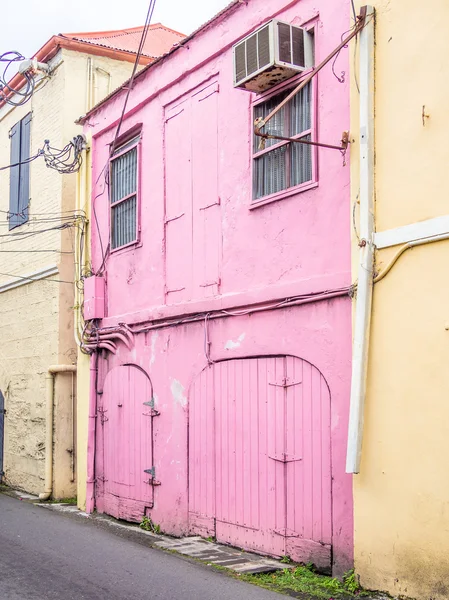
[0, 25, 183, 499]
[350, 2, 449, 599]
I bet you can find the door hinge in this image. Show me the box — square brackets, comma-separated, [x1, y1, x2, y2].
[144, 467, 161, 486]
[272, 528, 301, 537]
[143, 397, 160, 416]
[268, 453, 302, 463]
[268, 377, 302, 388]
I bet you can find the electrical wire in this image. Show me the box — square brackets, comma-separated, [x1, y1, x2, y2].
[110, 0, 156, 154]
[92, 169, 109, 273]
[0, 249, 73, 253]
[0, 226, 81, 249]
[0, 135, 85, 175]
[0, 271, 72, 284]
[43, 136, 85, 174]
[92, 0, 157, 275]
[0, 222, 75, 239]
[0, 51, 35, 107]
[0, 150, 43, 171]
[331, 21, 359, 84]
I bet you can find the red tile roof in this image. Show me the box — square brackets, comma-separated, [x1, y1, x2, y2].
[61, 24, 185, 59]
[1, 23, 185, 108]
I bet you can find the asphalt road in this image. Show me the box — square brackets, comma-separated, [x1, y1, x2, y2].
[0, 493, 283, 600]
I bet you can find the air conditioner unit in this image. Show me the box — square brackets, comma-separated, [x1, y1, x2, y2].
[233, 20, 314, 93]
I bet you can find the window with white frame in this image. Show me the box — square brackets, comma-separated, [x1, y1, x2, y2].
[252, 81, 313, 201]
[110, 135, 140, 250]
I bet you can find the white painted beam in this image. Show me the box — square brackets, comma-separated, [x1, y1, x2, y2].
[0, 265, 58, 294]
[374, 215, 449, 249]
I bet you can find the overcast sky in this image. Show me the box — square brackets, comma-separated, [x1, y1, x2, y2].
[2, 0, 231, 59]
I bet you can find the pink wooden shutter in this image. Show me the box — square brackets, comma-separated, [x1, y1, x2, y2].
[164, 100, 193, 304]
[191, 81, 221, 298]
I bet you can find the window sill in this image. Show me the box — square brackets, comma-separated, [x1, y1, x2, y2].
[249, 180, 318, 210]
[110, 239, 141, 255]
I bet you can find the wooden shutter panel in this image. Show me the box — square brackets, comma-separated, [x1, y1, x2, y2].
[18, 113, 31, 226]
[9, 122, 21, 230]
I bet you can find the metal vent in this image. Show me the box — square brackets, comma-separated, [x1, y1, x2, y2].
[278, 22, 292, 63]
[257, 25, 270, 69]
[278, 22, 306, 68]
[235, 41, 246, 83]
[292, 27, 305, 67]
[246, 32, 258, 75]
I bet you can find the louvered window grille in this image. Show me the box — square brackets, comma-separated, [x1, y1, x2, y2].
[110, 136, 139, 250]
[253, 81, 313, 201]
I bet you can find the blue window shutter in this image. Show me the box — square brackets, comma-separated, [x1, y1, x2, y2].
[18, 113, 31, 226]
[9, 122, 20, 230]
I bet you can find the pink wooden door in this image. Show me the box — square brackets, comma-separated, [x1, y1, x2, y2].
[95, 365, 155, 522]
[189, 356, 331, 569]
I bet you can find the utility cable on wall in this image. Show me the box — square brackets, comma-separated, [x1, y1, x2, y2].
[93, 0, 158, 276]
[0, 135, 86, 174]
[0, 271, 72, 284]
[0, 52, 36, 106]
[0, 52, 51, 106]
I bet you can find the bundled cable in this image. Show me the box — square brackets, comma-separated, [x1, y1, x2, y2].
[0, 135, 86, 175]
[43, 135, 86, 174]
[0, 52, 35, 107]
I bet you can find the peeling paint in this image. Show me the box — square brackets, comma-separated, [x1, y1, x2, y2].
[150, 332, 159, 366]
[170, 378, 187, 407]
[224, 333, 246, 350]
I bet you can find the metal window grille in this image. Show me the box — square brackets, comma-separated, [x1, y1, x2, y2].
[253, 81, 312, 200]
[110, 138, 139, 249]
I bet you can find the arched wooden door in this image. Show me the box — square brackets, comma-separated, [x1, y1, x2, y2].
[95, 365, 156, 522]
[189, 356, 332, 569]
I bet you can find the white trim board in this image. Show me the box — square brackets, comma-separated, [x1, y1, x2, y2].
[374, 215, 449, 249]
[0, 265, 59, 294]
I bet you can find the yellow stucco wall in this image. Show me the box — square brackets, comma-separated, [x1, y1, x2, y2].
[351, 2, 449, 599]
[0, 55, 68, 495]
[0, 48, 134, 500]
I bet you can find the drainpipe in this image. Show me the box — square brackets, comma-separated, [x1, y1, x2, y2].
[85, 353, 98, 513]
[346, 6, 375, 474]
[39, 365, 77, 501]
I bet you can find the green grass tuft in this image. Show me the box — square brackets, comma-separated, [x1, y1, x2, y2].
[240, 566, 369, 599]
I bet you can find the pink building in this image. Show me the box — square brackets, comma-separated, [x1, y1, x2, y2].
[81, 0, 353, 574]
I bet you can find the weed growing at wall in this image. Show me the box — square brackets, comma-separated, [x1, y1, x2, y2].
[140, 516, 161, 534]
[241, 565, 369, 599]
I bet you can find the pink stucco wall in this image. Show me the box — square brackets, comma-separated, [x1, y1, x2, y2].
[84, 0, 353, 575]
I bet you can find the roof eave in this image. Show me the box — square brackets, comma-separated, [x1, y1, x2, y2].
[78, 0, 243, 124]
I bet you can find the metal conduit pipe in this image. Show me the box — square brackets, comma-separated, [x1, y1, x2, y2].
[39, 365, 77, 501]
[129, 288, 352, 334]
[83, 341, 117, 354]
[88, 332, 131, 349]
[85, 354, 98, 513]
[373, 233, 449, 284]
